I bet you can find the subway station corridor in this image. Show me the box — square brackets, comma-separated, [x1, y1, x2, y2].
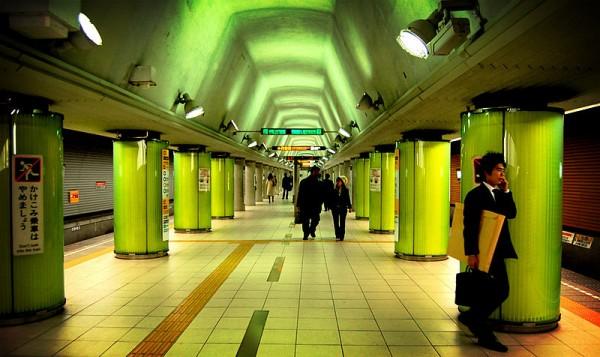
[1, 199, 599, 357]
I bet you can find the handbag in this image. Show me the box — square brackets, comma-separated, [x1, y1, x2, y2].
[455, 267, 495, 306]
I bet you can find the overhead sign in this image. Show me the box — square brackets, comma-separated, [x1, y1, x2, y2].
[12, 155, 44, 256]
[272, 146, 326, 151]
[261, 128, 323, 135]
[285, 156, 322, 160]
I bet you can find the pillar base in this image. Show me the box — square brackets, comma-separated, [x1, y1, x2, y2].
[355, 216, 369, 220]
[492, 315, 560, 333]
[0, 300, 65, 326]
[395, 253, 448, 261]
[175, 228, 211, 233]
[212, 216, 234, 219]
[114, 251, 168, 259]
[369, 229, 394, 234]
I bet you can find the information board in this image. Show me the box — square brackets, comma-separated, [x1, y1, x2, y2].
[12, 155, 44, 256]
[261, 128, 323, 135]
[199, 168, 210, 192]
[370, 168, 381, 192]
[161, 149, 170, 241]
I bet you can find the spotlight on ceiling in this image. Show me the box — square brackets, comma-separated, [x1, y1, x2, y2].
[219, 119, 239, 134]
[259, 143, 268, 151]
[338, 127, 351, 138]
[356, 92, 384, 111]
[248, 140, 258, 148]
[327, 148, 336, 155]
[335, 134, 348, 144]
[78, 13, 102, 46]
[269, 152, 276, 158]
[397, 0, 479, 59]
[174, 92, 204, 119]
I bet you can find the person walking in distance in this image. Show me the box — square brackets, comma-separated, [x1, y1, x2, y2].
[321, 173, 334, 211]
[296, 166, 324, 240]
[459, 152, 517, 353]
[330, 176, 351, 241]
[282, 173, 293, 200]
[266, 173, 277, 203]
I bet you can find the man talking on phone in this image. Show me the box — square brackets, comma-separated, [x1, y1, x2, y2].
[459, 152, 517, 353]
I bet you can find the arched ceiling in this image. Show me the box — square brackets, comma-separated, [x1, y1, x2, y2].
[1, 0, 600, 168]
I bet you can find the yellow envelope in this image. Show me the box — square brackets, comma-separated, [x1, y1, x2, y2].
[448, 203, 505, 273]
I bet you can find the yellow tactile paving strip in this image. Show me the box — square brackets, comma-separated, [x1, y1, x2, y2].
[63, 246, 114, 269]
[127, 243, 255, 356]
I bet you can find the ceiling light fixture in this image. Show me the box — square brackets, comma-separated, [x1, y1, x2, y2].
[248, 140, 258, 148]
[174, 92, 204, 119]
[356, 92, 384, 111]
[219, 119, 239, 134]
[338, 127, 351, 138]
[397, 0, 482, 59]
[327, 148, 336, 154]
[269, 152, 276, 158]
[78, 13, 102, 46]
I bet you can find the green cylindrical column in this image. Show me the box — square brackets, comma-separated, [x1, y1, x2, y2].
[396, 139, 450, 260]
[211, 156, 234, 219]
[352, 155, 370, 220]
[369, 149, 395, 233]
[234, 158, 245, 211]
[245, 161, 255, 206]
[1, 104, 65, 324]
[461, 107, 563, 332]
[255, 164, 263, 202]
[113, 134, 169, 258]
[174, 149, 211, 232]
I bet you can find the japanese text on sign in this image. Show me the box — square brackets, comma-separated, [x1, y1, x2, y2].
[12, 155, 44, 255]
[161, 149, 170, 241]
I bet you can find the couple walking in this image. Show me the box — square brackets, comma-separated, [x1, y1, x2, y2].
[296, 166, 351, 240]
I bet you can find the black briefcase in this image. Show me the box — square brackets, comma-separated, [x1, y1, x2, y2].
[455, 268, 494, 306]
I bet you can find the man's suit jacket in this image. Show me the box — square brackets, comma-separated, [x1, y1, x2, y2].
[463, 184, 518, 260]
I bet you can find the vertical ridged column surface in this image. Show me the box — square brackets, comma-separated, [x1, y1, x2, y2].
[146, 141, 169, 253]
[369, 151, 395, 233]
[234, 158, 245, 211]
[396, 140, 450, 260]
[461, 108, 563, 331]
[211, 157, 234, 219]
[245, 162, 256, 206]
[174, 152, 199, 230]
[352, 157, 370, 219]
[1, 110, 65, 322]
[114, 139, 169, 258]
[255, 164, 263, 202]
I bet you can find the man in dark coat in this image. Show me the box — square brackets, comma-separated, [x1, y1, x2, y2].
[296, 166, 324, 240]
[459, 152, 517, 353]
[322, 173, 334, 210]
[282, 173, 293, 199]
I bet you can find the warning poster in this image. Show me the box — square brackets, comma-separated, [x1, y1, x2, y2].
[199, 168, 210, 192]
[370, 168, 381, 192]
[12, 155, 44, 256]
[161, 149, 169, 241]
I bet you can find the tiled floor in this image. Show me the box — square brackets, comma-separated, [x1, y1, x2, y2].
[2, 199, 600, 356]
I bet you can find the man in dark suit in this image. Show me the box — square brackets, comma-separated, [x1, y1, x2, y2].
[296, 166, 325, 240]
[459, 152, 517, 353]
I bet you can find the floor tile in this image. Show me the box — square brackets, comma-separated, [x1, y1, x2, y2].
[377, 319, 422, 331]
[342, 345, 392, 357]
[295, 344, 343, 357]
[197, 343, 239, 357]
[77, 327, 130, 341]
[118, 327, 152, 343]
[298, 318, 338, 330]
[257, 344, 295, 357]
[340, 331, 386, 345]
[206, 328, 246, 344]
[260, 329, 297, 344]
[338, 319, 380, 331]
[389, 345, 440, 357]
[10, 339, 71, 356]
[55, 340, 114, 356]
[297, 329, 341, 344]
[101, 341, 138, 356]
[416, 319, 461, 332]
[423, 331, 471, 346]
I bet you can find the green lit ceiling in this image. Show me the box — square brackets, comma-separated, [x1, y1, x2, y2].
[1, 0, 600, 167]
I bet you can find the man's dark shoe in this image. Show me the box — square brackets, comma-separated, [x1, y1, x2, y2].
[457, 313, 476, 337]
[478, 336, 508, 352]
[303, 236, 308, 240]
[310, 231, 316, 238]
